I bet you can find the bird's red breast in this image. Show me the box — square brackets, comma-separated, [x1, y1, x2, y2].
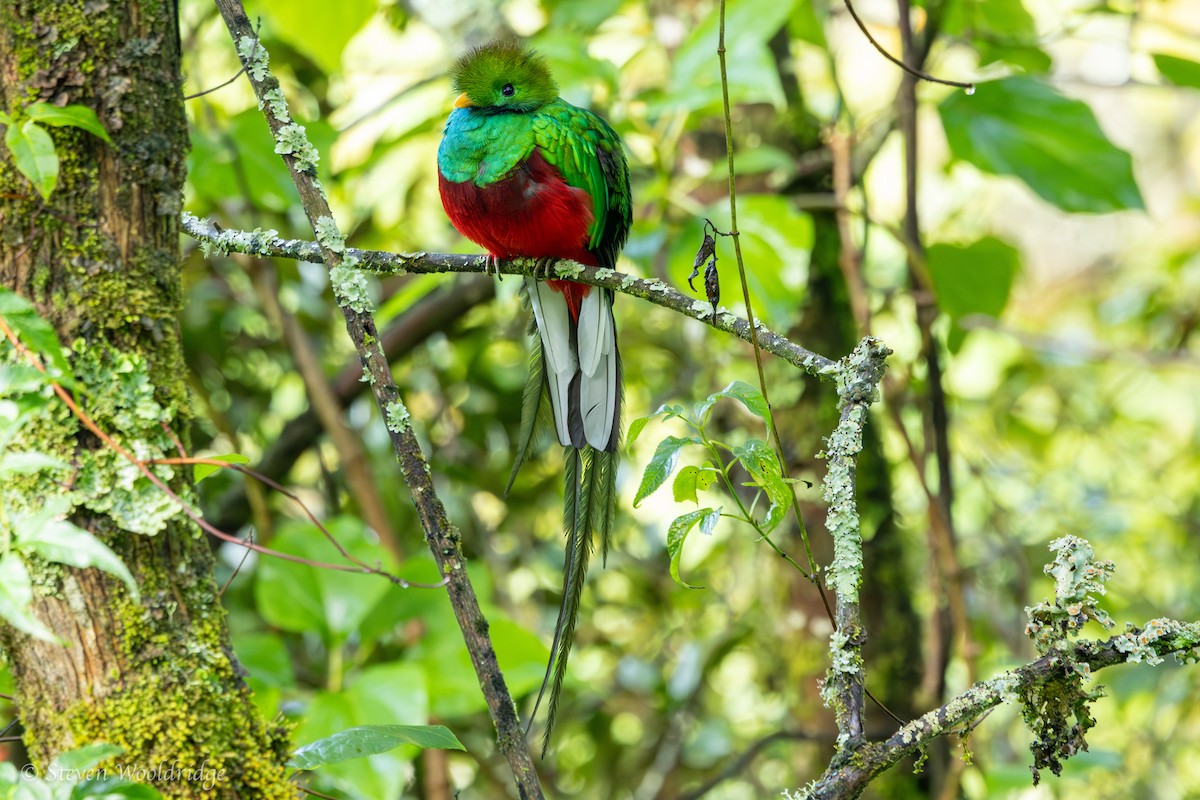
[439, 150, 597, 318]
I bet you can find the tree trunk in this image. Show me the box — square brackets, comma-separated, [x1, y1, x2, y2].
[0, 1, 292, 796]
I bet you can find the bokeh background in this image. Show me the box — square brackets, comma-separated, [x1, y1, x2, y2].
[46, 0, 1197, 796]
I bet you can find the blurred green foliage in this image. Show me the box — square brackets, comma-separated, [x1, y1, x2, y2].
[11, 0, 1184, 797]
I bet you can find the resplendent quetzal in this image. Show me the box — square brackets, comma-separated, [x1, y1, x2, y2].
[436, 41, 632, 751]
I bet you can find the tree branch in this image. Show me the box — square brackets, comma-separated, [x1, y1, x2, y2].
[208, 3, 544, 796]
[180, 213, 839, 379]
[801, 621, 1200, 799]
[819, 337, 891, 747]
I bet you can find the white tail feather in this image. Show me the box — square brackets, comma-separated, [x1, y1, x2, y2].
[578, 291, 617, 450]
[577, 290, 605, 375]
[526, 277, 576, 447]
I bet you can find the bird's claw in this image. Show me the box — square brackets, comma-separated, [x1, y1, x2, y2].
[483, 254, 503, 280]
[534, 257, 557, 281]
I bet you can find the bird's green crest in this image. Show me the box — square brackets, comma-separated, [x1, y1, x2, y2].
[451, 41, 558, 112]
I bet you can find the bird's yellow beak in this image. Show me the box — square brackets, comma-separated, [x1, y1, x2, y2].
[453, 93, 473, 109]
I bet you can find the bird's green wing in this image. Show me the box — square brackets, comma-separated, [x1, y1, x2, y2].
[533, 100, 632, 270]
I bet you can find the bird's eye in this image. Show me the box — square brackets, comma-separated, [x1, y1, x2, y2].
[501, 83, 515, 97]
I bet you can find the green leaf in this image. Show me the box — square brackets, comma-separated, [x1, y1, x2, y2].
[254, 517, 393, 644]
[626, 404, 689, 449]
[633, 436, 700, 506]
[721, 381, 771, 421]
[732, 439, 792, 533]
[292, 661, 430, 799]
[5, 119, 59, 200]
[943, 0, 1037, 37]
[789, 0, 826, 47]
[0, 553, 58, 641]
[265, 0, 377, 75]
[16, 516, 139, 600]
[695, 380, 771, 425]
[0, 111, 12, 126]
[672, 465, 717, 504]
[194, 452, 250, 483]
[939, 76, 1144, 213]
[24, 103, 112, 143]
[15, 515, 138, 597]
[666, 507, 720, 589]
[0, 287, 71, 376]
[72, 778, 164, 799]
[926, 236, 1021, 351]
[0, 364, 54, 395]
[1154, 54, 1200, 90]
[0, 451, 69, 476]
[289, 724, 464, 770]
[667, 0, 795, 112]
[52, 742, 125, 773]
[625, 415, 652, 448]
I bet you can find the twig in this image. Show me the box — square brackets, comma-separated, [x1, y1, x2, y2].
[182, 18, 259, 101]
[218, 528, 255, 598]
[293, 783, 341, 800]
[183, 65, 248, 101]
[208, 5, 544, 796]
[842, 0, 975, 91]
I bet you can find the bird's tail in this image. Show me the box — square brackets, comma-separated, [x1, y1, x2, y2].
[518, 277, 621, 754]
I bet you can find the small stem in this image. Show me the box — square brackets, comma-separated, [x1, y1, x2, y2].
[718, 0, 820, 581]
[706, 441, 812, 579]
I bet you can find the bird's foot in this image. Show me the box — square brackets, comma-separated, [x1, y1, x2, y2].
[483, 254, 503, 280]
[533, 257, 558, 281]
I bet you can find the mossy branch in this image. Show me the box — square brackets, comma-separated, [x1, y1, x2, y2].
[796, 619, 1200, 799]
[209, 3, 543, 797]
[792, 536, 1200, 800]
[818, 337, 891, 749]
[179, 213, 839, 378]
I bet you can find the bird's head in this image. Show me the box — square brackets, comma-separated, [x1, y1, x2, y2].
[450, 41, 558, 114]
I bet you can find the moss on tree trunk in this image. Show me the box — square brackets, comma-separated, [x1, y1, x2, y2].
[0, 1, 292, 796]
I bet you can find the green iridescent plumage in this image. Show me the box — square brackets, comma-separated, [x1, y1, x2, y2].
[438, 43, 631, 270]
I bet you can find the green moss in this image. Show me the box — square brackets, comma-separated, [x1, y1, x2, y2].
[26, 531, 295, 798]
[51, 665, 293, 799]
[10, 521, 294, 798]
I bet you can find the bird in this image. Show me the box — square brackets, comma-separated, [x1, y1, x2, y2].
[436, 41, 632, 753]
